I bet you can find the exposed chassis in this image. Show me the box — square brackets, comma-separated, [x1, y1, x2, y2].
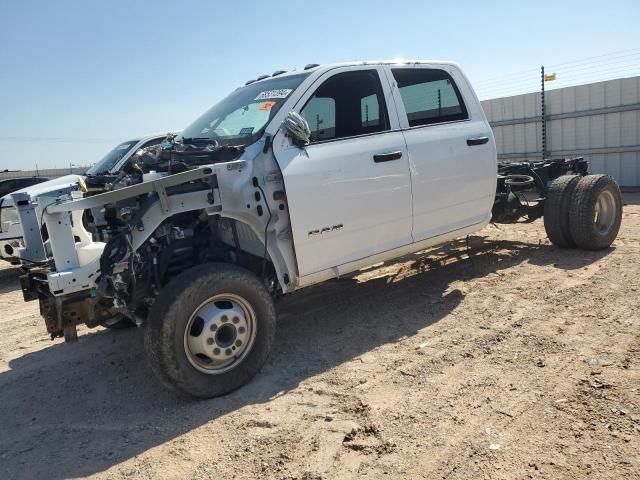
[491, 156, 588, 224]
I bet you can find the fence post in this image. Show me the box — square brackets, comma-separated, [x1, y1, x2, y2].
[541, 65, 547, 160]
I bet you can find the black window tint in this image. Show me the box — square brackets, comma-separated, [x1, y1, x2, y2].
[302, 70, 389, 142]
[392, 69, 467, 127]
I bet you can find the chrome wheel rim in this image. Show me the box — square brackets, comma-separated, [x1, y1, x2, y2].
[594, 190, 616, 235]
[184, 293, 257, 374]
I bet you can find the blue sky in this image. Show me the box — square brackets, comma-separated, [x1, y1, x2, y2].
[1, 0, 638, 170]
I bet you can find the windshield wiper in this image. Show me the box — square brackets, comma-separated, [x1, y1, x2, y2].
[180, 137, 219, 145]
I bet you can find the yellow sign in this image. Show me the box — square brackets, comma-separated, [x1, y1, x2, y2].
[544, 73, 556, 81]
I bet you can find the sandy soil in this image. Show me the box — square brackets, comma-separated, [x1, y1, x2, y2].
[0, 194, 638, 480]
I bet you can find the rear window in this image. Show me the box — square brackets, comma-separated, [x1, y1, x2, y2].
[391, 68, 468, 127]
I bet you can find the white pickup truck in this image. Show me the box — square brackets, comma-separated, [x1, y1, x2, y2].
[16, 60, 622, 398]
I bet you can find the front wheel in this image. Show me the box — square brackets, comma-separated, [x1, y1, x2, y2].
[144, 263, 276, 398]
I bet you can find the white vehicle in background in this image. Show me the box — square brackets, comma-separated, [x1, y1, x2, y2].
[0, 134, 169, 264]
[15, 60, 622, 399]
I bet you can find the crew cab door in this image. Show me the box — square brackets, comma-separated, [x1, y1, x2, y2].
[384, 65, 496, 242]
[273, 66, 412, 278]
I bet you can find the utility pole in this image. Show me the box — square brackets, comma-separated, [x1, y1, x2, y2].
[541, 65, 547, 160]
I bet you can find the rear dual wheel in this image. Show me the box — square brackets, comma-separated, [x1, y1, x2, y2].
[543, 175, 580, 248]
[569, 174, 622, 250]
[544, 174, 622, 250]
[144, 263, 276, 398]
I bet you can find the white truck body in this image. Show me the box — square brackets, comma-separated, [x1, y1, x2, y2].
[17, 60, 620, 398]
[270, 62, 495, 285]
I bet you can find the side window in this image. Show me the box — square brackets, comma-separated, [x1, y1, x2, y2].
[302, 70, 389, 142]
[303, 97, 336, 141]
[391, 69, 468, 127]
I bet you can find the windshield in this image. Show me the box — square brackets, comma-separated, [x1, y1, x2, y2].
[178, 73, 310, 145]
[86, 140, 140, 175]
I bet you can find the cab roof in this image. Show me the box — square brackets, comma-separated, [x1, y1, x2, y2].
[246, 60, 459, 84]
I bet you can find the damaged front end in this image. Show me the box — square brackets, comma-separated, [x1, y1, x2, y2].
[18, 165, 224, 340]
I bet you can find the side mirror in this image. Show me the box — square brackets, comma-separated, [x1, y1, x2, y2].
[281, 111, 310, 147]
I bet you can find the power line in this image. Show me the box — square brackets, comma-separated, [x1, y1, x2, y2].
[475, 62, 640, 98]
[545, 66, 640, 85]
[546, 47, 640, 68]
[473, 48, 640, 92]
[552, 55, 640, 75]
[474, 54, 640, 90]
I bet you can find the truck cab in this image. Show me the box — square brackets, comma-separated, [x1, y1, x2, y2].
[270, 62, 496, 283]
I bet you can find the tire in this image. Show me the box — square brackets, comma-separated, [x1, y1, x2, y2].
[144, 263, 276, 398]
[101, 315, 136, 330]
[543, 175, 581, 248]
[569, 174, 622, 250]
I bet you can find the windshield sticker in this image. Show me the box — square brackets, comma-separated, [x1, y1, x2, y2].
[117, 143, 132, 150]
[258, 101, 277, 111]
[254, 89, 292, 100]
[239, 127, 255, 136]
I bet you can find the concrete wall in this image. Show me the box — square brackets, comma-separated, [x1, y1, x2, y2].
[0, 167, 88, 180]
[481, 76, 640, 187]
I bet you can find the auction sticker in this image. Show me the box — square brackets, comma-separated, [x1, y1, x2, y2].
[254, 89, 292, 100]
[259, 101, 277, 111]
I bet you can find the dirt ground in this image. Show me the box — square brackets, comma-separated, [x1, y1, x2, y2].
[0, 194, 638, 480]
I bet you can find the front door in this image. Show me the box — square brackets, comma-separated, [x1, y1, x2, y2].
[273, 67, 413, 278]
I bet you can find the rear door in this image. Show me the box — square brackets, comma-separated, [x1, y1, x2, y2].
[273, 66, 413, 277]
[385, 65, 496, 242]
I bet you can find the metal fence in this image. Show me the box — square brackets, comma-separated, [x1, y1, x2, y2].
[481, 75, 640, 187]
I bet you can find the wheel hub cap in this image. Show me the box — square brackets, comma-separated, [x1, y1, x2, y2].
[594, 190, 616, 235]
[184, 293, 256, 374]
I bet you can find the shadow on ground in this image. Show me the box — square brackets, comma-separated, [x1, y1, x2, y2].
[0, 236, 611, 479]
[0, 265, 24, 295]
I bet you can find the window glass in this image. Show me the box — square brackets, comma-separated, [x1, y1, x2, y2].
[361, 94, 380, 128]
[303, 97, 336, 141]
[302, 70, 389, 142]
[392, 69, 467, 127]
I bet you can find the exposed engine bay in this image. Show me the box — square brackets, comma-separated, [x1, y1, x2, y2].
[18, 137, 285, 340]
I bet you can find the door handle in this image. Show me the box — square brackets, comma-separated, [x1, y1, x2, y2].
[373, 151, 403, 163]
[467, 136, 489, 146]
